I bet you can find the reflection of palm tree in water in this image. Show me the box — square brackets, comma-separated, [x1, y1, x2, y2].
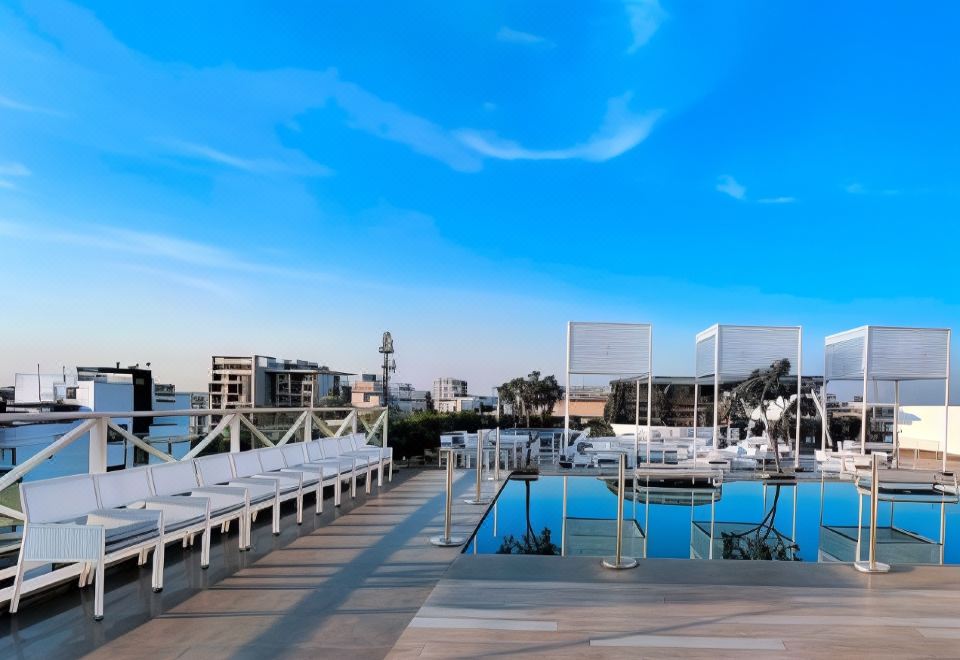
[496, 479, 560, 555]
[721, 485, 800, 561]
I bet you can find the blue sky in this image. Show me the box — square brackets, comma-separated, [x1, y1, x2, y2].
[1, 0, 959, 396]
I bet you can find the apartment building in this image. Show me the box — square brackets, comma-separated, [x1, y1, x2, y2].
[351, 373, 428, 413]
[433, 377, 468, 403]
[208, 355, 350, 410]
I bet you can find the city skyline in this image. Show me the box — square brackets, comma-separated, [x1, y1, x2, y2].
[2, 1, 960, 396]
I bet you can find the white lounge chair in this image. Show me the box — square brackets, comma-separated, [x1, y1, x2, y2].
[317, 437, 365, 498]
[339, 433, 393, 486]
[148, 459, 250, 551]
[10, 474, 163, 620]
[94, 466, 212, 582]
[195, 454, 279, 546]
[232, 449, 306, 525]
[300, 440, 357, 505]
[335, 435, 383, 493]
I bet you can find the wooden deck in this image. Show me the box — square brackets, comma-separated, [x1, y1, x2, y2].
[390, 555, 960, 658]
[5, 464, 960, 658]
[0, 468, 497, 660]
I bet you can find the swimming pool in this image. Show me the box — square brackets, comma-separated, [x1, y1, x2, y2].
[465, 475, 960, 564]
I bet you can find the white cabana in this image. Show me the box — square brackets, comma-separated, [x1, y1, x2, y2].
[565, 322, 653, 463]
[695, 324, 803, 466]
[823, 326, 951, 470]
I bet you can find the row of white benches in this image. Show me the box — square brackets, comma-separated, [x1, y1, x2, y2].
[8, 433, 392, 620]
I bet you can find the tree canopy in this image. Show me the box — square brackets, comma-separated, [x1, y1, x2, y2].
[497, 371, 563, 426]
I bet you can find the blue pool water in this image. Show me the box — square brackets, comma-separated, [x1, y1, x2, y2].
[466, 475, 960, 564]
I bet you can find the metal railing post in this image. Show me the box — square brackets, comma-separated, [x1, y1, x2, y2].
[855, 452, 890, 573]
[88, 415, 108, 474]
[228, 414, 241, 453]
[430, 448, 465, 547]
[488, 427, 501, 481]
[603, 452, 638, 569]
[465, 429, 490, 505]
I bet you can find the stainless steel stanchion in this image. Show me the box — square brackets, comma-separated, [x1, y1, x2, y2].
[603, 452, 638, 569]
[431, 448, 465, 547]
[488, 427, 501, 482]
[855, 453, 890, 573]
[465, 429, 490, 505]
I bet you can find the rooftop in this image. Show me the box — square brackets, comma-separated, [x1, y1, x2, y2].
[5, 461, 960, 658]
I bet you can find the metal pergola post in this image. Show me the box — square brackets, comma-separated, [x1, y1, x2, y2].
[795, 327, 803, 469]
[564, 322, 571, 450]
[634, 379, 640, 465]
[821, 350, 828, 452]
[944, 330, 952, 472]
[712, 335, 720, 450]
[861, 329, 870, 456]
[647, 335, 653, 466]
[693, 381, 699, 457]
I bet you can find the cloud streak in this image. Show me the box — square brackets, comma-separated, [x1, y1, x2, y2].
[0, 218, 329, 280]
[496, 26, 554, 47]
[846, 182, 900, 196]
[758, 196, 796, 204]
[624, 0, 667, 53]
[0, 162, 31, 177]
[716, 175, 746, 200]
[456, 95, 661, 162]
[156, 139, 332, 177]
[0, 94, 64, 116]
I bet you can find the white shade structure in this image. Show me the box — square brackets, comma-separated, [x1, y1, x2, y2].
[695, 324, 803, 466]
[565, 322, 653, 463]
[823, 326, 951, 469]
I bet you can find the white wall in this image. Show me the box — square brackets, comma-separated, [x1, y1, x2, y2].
[898, 405, 960, 456]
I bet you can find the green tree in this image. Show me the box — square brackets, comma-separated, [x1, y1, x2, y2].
[497, 371, 563, 426]
[727, 359, 794, 474]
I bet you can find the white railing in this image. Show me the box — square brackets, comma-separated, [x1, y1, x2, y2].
[0, 406, 389, 524]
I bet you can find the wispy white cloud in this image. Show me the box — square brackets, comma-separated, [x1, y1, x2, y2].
[0, 162, 31, 177]
[156, 138, 332, 177]
[496, 26, 554, 47]
[456, 94, 661, 162]
[0, 179, 17, 190]
[0, 93, 64, 116]
[716, 175, 746, 200]
[846, 182, 900, 196]
[320, 70, 483, 172]
[758, 196, 796, 204]
[624, 0, 667, 53]
[0, 218, 327, 280]
[116, 263, 236, 299]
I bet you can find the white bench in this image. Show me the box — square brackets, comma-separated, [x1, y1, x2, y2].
[148, 459, 250, 551]
[195, 454, 279, 547]
[10, 474, 164, 620]
[337, 433, 393, 487]
[231, 450, 304, 528]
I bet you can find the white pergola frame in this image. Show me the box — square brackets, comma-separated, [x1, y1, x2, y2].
[564, 321, 653, 463]
[695, 324, 803, 467]
[823, 325, 951, 470]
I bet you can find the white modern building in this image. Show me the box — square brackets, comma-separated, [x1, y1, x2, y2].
[433, 378, 468, 403]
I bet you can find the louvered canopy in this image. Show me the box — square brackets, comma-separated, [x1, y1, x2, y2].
[695, 324, 801, 381]
[568, 322, 652, 377]
[825, 326, 950, 381]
